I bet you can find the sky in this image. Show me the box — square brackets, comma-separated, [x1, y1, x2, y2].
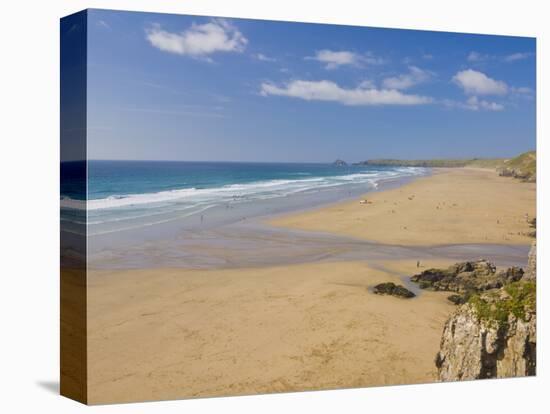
[84, 9, 536, 163]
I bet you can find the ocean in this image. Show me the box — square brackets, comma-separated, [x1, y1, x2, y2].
[61, 160, 428, 236]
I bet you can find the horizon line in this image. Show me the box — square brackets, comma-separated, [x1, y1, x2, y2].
[60, 152, 534, 164]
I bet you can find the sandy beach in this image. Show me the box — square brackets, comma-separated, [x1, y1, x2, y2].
[271, 168, 536, 246]
[87, 260, 455, 404]
[86, 168, 536, 404]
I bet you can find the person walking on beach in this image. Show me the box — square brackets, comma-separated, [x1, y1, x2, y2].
[200, 214, 204, 224]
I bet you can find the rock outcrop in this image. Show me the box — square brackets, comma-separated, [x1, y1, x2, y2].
[372, 282, 415, 298]
[332, 159, 347, 167]
[436, 283, 536, 381]
[410, 260, 523, 304]
[527, 218, 536, 238]
[498, 167, 535, 182]
[497, 150, 536, 182]
[447, 294, 468, 305]
[524, 241, 537, 281]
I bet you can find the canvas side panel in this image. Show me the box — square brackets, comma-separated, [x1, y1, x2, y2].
[60, 10, 88, 404]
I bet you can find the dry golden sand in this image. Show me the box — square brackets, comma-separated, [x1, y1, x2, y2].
[88, 260, 454, 404]
[270, 168, 536, 246]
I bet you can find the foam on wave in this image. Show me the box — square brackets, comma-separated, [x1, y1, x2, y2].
[62, 167, 426, 212]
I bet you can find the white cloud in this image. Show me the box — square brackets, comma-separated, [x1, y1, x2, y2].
[145, 19, 247, 58]
[310, 50, 357, 69]
[452, 69, 508, 95]
[513, 86, 533, 94]
[467, 51, 490, 62]
[255, 53, 276, 62]
[307, 50, 384, 69]
[260, 80, 432, 106]
[382, 66, 432, 90]
[444, 96, 504, 112]
[358, 79, 375, 89]
[503, 52, 532, 62]
[464, 96, 504, 111]
[468, 51, 533, 63]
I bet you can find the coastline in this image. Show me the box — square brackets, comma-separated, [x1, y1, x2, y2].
[86, 166, 536, 403]
[86, 169, 427, 268]
[84, 164, 428, 238]
[87, 168, 532, 270]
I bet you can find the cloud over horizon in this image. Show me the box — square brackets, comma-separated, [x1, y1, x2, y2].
[260, 79, 432, 106]
[85, 9, 536, 162]
[146, 19, 247, 58]
[140, 19, 530, 115]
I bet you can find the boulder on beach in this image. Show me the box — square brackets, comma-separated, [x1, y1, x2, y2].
[372, 282, 416, 298]
[410, 260, 524, 301]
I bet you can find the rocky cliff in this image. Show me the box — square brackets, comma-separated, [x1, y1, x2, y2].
[434, 246, 536, 381]
[524, 241, 536, 281]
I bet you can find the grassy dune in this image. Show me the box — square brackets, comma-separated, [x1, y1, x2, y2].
[497, 151, 536, 182]
[354, 150, 536, 182]
[354, 157, 507, 168]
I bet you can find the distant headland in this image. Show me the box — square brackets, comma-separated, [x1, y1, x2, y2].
[353, 150, 535, 182]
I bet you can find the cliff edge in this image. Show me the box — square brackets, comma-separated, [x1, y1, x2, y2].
[435, 242, 536, 381]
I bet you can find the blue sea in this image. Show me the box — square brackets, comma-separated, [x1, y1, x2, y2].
[61, 160, 427, 236]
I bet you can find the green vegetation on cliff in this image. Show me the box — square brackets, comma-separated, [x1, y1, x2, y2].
[468, 280, 536, 328]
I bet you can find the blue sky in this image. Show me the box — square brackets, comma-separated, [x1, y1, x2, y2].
[85, 9, 536, 162]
